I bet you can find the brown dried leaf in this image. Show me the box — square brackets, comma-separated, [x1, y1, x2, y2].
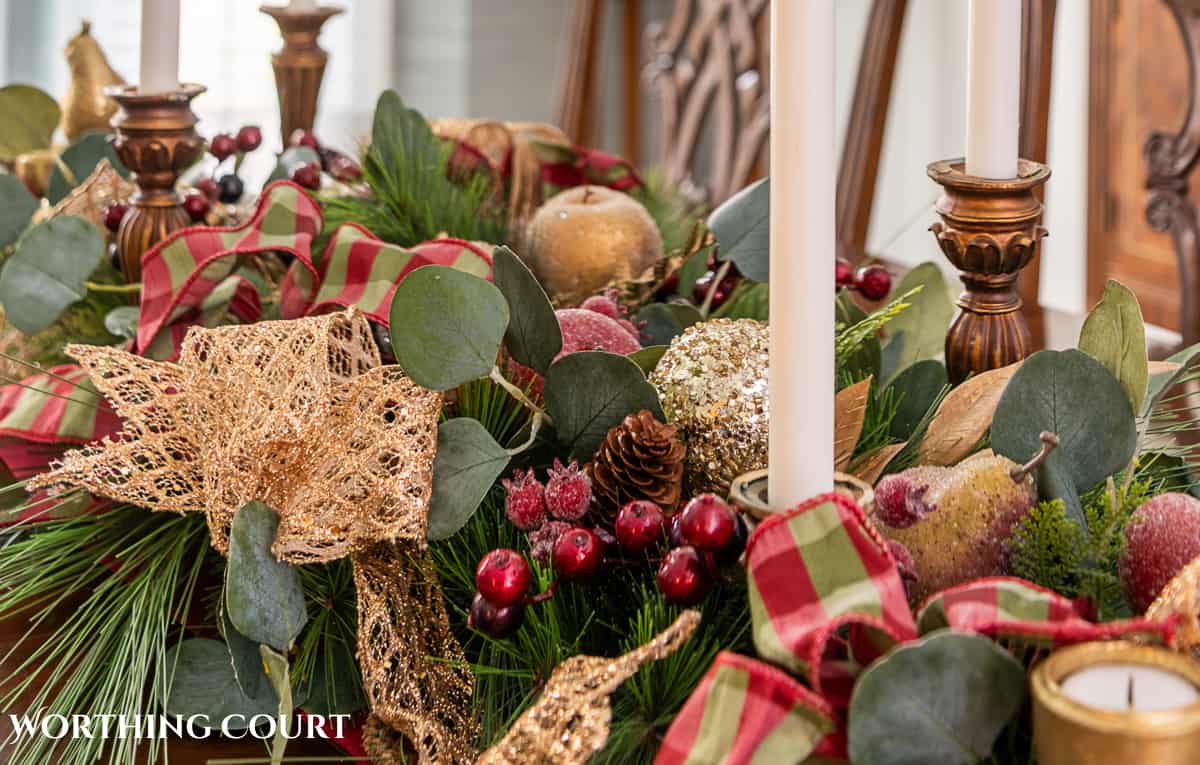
[834, 376, 872, 472]
[918, 362, 1021, 466]
[851, 442, 907, 485]
[1148, 361, 1182, 377]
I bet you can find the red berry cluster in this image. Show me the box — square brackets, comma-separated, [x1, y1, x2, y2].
[501, 460, 592, 537]
[836, 259, 892, 301]
[658, 494, 746, 604]
[203, 125, 264, 208]
[286, 129, 363, 191]
[470, 548, 533, 638]
[689, 252, 741, 310]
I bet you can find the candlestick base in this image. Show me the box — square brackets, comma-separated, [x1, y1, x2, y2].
[927, 158, 1050, 384]
[728, 469, 873, 519]
[260, 4, 344, 144]
[105, 84, 207, 283]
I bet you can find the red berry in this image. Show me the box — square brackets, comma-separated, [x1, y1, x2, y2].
[656, 546, 712, 604]
[328, 154, 362, 182]
[835, 258, 854, 288]
[713, 512, 749, 566]
[103, 202, 129, 233]
[235, 125, 262, 152]
[182, 192, 210, 222]
[468, 593, 524, 638]
[210, 133, 237, 161]
[290, 161, 322, 191]
[1120, 493, 1200, 612]
[544, 458, 591, 521]
[854, 265, 892, 301]
[551, 526, 603, 580]
[678, 494, 737, 551]
[194, 177, 219, 202]
[289, 129, 321, 151]
[475, 549, 532, 608]
[501, 468, 546, 531]
[615, 500, 665, 552]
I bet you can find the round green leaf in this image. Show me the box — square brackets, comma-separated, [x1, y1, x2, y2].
[225, 501, 308, 651]
[887, 360, 948, 440]
[848, 630, 1026, 765]
[991, 349, 1138, 529]
[163, 638, 278, 724]
[428, 418, 509, 540]
[0, 215, 105, 334]
[47, 132, 130, 204]
[628, 345, 668, 376]
[220, 605, 270, 701]
[544, 351, 664, 459]
[0, 85, 60, 161]
[1078, 279, 1148, 414]
[493, 245, 561, 374]
[388, 265, 509, 390]
[0, 175, 38, 248]
[709, 177, 769, 282]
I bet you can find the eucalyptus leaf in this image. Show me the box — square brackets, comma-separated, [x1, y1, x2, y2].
[428, 418, 509, 540]
[104, 305, 140, 340]
[493, 245, 561, 374]
[709, 178, 769, 282]
[388, 265, 509, 390]
[163, 638, 278, 724]
[544, 351, 664, 458]
[267, 146, 322, 184]
[220, 604, 270, 701]
[225, 502, 308, 651]
[629, 345, 668, 376]
[1079, 279, 1148, 413]
[637, 302, 701, 346]
[47, 132, 129, 204]
[0, 175, 38, 247]
[992, 349, 1138, 529]
[0, 85, 60, 161]
[0, 215, 104, 334]
[848, 630, 1025, 765]
[887, 360, 948, 440]
[882, 263, 954, 376]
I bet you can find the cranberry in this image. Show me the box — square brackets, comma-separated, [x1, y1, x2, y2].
[656, 546, 712, 605]
[328, 154, 362, 182]
[854, 265, 892, 301]
[288, 129, 321, 151]
[209, 133, 237, 161]
[615, 500, 665, 552]
[467, 593, 524, 639]
[551, 526, 603, 580]
[103, 202, 129, 233]
[713, 513, 749, 567]
[194, 177, 220, 202]
[474, 549, 532, 608]
[182, 192, 210, 222]
[678, 494, 737, 551]
[668, 513, 688, 548]
[235, 125, 262, 153]
[835, 258, 854, 289]
[291, 161, 322, 191]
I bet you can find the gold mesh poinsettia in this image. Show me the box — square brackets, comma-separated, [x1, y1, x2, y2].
[29, 308, 479, 764]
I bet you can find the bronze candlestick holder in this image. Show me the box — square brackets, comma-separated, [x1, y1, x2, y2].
[106, 84, 207, 283]
[927, 158, 1051, 384]
[261, 4, 344, 143]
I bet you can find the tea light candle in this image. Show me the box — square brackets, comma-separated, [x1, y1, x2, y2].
[1061, 663, 1200, 712]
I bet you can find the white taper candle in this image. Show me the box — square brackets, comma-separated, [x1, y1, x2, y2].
[965, 0, 1021, 179]
[139, 0, 181, 94]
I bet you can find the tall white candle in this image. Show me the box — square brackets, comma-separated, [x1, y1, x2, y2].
[965, 0, 1021, 179]
[139, 0, 180, 94]
[288, 0, 319, 11]
[768, 0, 835, 508]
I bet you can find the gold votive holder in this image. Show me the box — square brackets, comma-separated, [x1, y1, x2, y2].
[728, 469, 874, 519]
[1031, 640, 1200, 765]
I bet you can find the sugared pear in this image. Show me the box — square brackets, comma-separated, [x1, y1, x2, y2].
[871, 451, 1037, 599]
[61, 21, 125, 140]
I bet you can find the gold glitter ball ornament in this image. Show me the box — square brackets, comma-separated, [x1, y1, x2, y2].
[649, 318, 769, 495]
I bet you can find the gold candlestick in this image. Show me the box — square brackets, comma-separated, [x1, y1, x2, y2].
[105, 84, 206, 282]
[1031, 640, 1200, 765]
[260, 4, 344, 144]
[927, 158, 1050, 384]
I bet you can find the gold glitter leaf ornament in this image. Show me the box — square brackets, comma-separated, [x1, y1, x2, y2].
[1147, 553, 1200, 657]
[28, 309, 478, 764]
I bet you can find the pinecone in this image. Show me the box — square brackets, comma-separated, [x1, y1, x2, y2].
[588, 409, 685, 512]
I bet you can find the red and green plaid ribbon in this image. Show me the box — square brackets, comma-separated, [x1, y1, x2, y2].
[534, 142, 644, 193]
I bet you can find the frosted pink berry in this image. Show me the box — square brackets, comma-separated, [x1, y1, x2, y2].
[556, 308, 641, 356]
[1120, 492, 1200, 612]
[544, 458, 592, 521]
[529, 520, 571, 565]
[580, 293, 622, 320]
[502, 468, 547, 530]
[874, 472, 935, 529]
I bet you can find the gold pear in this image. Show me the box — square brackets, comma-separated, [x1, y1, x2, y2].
[61, 20, 125, 140]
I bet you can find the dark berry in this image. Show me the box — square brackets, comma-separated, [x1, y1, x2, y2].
[679, 494, 737, 551]
[289, 129, 321, 151]
[551, 526, 603, 580]
[235, 125, 262, 152]
[371, 322, 396, 364]
[210, 133, 237, 161]
[182, 192, 210, 222]
[656, 546, 712, 605]
[194, 177, 219, 202]
[290, 162, 322, 191]
[713, 513, 749, 566]
[467, 593, 524, 638]
[475, 549, 532, 608]
[835, 258, 854, 288]
[615, 500, 665, 552]
[668, 513, 688, 547]
[103, 202, 129, 233]
[217, 174, 244, 204]
[854, 265, 892, 301]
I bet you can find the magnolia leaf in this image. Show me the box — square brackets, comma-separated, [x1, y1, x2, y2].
[0, 215, 105, 334]
[429, 417, 509, 540]
[848, 630, 1025, 765]
[0, 85, 60, 161]
[882, 263, 955, 376]
[888, 360, 948, 440]
[1079, 280, 1148, 413]
[493, 245, 561, 374]
[834, 376, 872, 472]
[0, 175, 38, 247]
[851, 442, 908, 485]
[225, 502, 308, 651]
[544, 351, 664, 459]
[163, 638, 278, 724]
[629, 345, 668, 376]
[709, 178, 769, 282]
[267, 146, 321, 183]
[637, 302, 702, 346]
[47, 132, 129, 204]
[220, 604, 270, 701]
[992, 350, 1138, 529]
[1142, 343, 1200, 421]
[388, 265, 509, 390]
[371, 90, 443, 176]
[917, 362, 1020, 466]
